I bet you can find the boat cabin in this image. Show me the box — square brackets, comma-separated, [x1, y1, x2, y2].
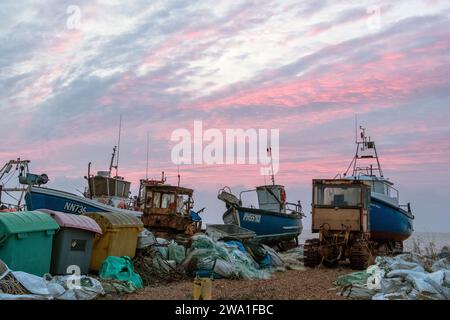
[312, 179, 371, 233]
[236, 184, 303, 216]
[138, 179, 200, 238]
[139, 180, 194, 215]
[255, 185, 286, 213]
[85, 171, 131, 208]
[350, 175, 399, 207]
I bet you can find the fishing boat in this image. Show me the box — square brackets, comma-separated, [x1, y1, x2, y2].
[0, 159, 40, 211]
[341, 126, 414, 250]
[138, 172, 204, 240]
[24, 184, 141, 217]
[22, 147, 141, 218]
[83, 146, 135, 210]
[217, 148, 304, 246]
[218, 185, 304, 246]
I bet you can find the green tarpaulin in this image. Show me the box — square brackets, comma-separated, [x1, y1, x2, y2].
[99, 256, 143, 291]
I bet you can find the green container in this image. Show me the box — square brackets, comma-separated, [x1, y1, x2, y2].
[0, 211, 59, 276]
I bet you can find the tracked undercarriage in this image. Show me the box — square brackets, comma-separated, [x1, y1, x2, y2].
[304, 228, 404, 270]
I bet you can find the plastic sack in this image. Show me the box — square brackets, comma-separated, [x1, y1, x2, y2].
[259, 255, 272, 269]
[0, 271, 103, 300]
[168, 242, 186, 264]
[225, 241, 247, 253]
[12, 271, 65, 297]
[190, 235, 217, 250]
[431, 258, 450, 272]
[244, 241, 268, 263]
[334, 269, 380, 299]
[263, 245, 284, 267]
[45, 274, 104, 300]
[375, 255, 426, 273]
[137, 229, 157, 249]
[184, 235, 269, 280]
[212, 259, 237, 278]
[438, 246, 450, 259]
[99, 256, 143, 290]
[157, 246, 169, 260]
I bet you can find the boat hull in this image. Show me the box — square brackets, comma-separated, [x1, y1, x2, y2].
[25, 186, 141, 218]
[223, 207, 302, 243]
[369, 196, 413, 242]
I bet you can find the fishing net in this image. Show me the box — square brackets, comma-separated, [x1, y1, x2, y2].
[133, 245, 188, 287]
[0, 273, 29, 295]
[0, 260, 30, 295]
[183, 235, 270, 280]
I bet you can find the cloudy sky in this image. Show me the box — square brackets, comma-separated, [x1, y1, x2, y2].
[1, 0, 449, 231]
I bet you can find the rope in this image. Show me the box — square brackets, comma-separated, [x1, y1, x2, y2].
[132, 245, 187, 287]
[0, 273, 29, 295]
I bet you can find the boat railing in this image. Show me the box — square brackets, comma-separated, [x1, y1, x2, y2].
[357, 174, 400, 201]
[239, 189, 257, 203]
[399, 203, 413, 216]
[285, 202, 306, 217]
[374, 180, 399, 202]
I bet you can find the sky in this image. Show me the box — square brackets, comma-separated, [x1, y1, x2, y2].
[0, 0, 449, 232]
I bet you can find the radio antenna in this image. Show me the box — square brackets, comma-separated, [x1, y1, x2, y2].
[267, 147, 275, 186]
[146, 131, 150, 180]
[115, 115, 122, 177]
[177, 161, 181, 187]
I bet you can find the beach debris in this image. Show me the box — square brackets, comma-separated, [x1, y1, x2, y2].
[137, 229, 157, 249]
[438, 246, 450, 259]
[168, 242, 186, 264]
[334, 270, 378, 299]
[274, 246, 305, 271]
[0, 260, 29, 296]
[44, 274, 104, 300]
[335, 249, 450, 300]
[0, 259, 103, 300]
[182, 235, 270, 280]
[133, 245, 187, 286]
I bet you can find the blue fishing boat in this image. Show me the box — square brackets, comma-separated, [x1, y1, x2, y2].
[24, 185, 141, 218]
[342, 126, 414, 248]
[23, 146, 141, 218]
[218, 184, 305, 245]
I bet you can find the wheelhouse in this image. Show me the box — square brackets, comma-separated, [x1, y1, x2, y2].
[139, 180, 194, 216]
[312, 179, 371, 233]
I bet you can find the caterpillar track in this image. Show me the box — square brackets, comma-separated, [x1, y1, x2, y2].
[349, 240, 373, 270]
[303, 238, 321, 267]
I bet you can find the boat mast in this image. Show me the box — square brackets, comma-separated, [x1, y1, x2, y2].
[146, 131, 150, 180]
[344, 125, 384, 178]
[267, 147, 275, 186]
[115, 115, 122, 178]
[0, 159, 33, 210]
[109, 146, 117, 178]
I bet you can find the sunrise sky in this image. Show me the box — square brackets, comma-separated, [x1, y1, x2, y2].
[1, 0, 449, 231]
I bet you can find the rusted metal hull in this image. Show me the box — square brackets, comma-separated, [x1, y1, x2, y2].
[142, 213, 200, 237]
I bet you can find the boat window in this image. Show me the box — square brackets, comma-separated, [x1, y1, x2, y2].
[365, 189, 370, 210]
[145, 191, 153, 207]
[153, 192, 161, 208]
[176, 194, 191, 215]
[177, 196, 184, 212]
[161, 193, 175, 209]
[314, 186, 362, 207]
[372, 181, 386, 195]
